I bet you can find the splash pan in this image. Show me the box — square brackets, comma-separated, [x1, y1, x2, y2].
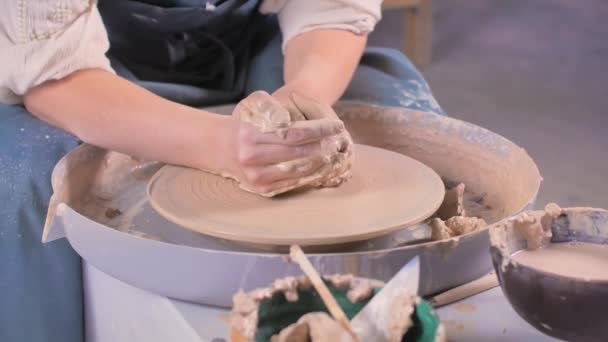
[44, 103, 541, 307]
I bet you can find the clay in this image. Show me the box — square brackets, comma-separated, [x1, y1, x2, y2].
[513, 202, 561, 250]
[337, 103, 541, 226]
[345, 280, 374, 303]
[283, 93, 355, 189]
[489, 203, 563, 271]
[436, 183, 466, 220]
[231, 91, 352, 197]
[383, 292, 417, 341]
[147, 144, 445, 246]
[231, 274, 428, 342]
[460, 191, 493, 222]
[512, 242, 608, 280]
[235, 91, 295, 134]
[229, 275, 384, 340]
[490, 203, 562, 254]
[270, 312, 352, 342]
[429, 216, 487, 241]
[453, 302, 476, 313]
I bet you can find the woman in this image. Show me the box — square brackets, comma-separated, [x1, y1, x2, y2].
[0, 1, 443, 341]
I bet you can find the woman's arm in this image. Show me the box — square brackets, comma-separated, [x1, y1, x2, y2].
[273, 29, 367, 107]
[24, 69, 232, 172]
[24, 69, 346, 193]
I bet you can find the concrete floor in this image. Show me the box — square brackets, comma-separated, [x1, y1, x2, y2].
[370, 0, 608, 208]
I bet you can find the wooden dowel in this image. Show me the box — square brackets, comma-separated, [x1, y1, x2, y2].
[289, 245, 359, 341]
[430, 272, 499, 307]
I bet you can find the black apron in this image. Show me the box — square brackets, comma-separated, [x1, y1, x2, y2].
[98, 0, 264, 106]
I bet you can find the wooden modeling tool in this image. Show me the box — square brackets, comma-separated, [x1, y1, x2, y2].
[289, 245, 360, 341]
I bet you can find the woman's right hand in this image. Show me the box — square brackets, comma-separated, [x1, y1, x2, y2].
[217, 92, 347, 196]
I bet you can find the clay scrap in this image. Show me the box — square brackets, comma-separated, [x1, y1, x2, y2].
[272, 296, 420, 342]
[229, 274, 445, 342]
[489, 203, 563, 272]
[270, 312, 350, 342]
[232, 91, 353, 197]
[490, 203, 562, 253]
[436, 182, 466, 219]
[430, 216, 487, 241]
[429, 182, 487, 240]
[229, 275, 380, 340]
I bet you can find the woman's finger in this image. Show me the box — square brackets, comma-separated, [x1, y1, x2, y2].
[237, 141, 322, 166]
[249, 118, 345, 146]
[246, 166, 335, 197]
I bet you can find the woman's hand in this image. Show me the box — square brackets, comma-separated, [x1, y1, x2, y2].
[217, 91, 348, 196]
[274, 89, 354, 187]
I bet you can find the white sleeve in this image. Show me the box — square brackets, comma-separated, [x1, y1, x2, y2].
[260, 0, 382, 52]
[0, 1, 114, 104]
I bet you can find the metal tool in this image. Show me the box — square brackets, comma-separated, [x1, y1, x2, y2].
[351, 256, 420, 340]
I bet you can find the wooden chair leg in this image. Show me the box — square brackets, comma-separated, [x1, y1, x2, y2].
[404, 0, 433, 67]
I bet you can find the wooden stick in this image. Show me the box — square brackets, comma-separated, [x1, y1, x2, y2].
[289, 245, 359, 341]
[429, 272, 499, 307]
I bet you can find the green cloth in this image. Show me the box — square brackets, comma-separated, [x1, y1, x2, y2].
[254, 281, 440, 341]
[404, 301, 442, 342]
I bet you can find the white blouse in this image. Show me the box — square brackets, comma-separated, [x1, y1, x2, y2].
[0, 0, 381, 104]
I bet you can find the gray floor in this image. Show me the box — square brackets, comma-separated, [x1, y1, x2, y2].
[370, 0, 608, 208]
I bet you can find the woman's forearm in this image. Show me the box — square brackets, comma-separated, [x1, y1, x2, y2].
[279, 29, 367, 106]
[24, 69, 232, 171]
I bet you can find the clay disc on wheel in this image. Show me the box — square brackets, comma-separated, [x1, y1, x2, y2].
[147, 144, 445, 246]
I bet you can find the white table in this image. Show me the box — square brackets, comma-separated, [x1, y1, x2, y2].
[83, 262, 558, 342]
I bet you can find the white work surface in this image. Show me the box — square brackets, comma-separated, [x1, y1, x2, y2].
[83, 262, 558, 342]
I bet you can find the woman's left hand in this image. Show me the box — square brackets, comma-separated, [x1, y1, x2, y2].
[273, 89, 354, 187]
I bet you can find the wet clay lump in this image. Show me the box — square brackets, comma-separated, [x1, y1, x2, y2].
[232, 91, 352, 197]
[428, 182, 488, 241]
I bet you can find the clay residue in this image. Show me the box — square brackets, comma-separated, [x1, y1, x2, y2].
[489, 203, 563, 271]
[426, 182, 490, 241]
[385, 293, 417, 341]
[512, 205, 560, 250]
[229, 275, 381, 340]
[491, 203, 562, 253]
[125, 229, 163, 241]
[436, 183, 466, 219]
[443, 320, 465, 332]
[270, 312, 351, 342]
[494, 205, 608, 280]
[230, 91, 353, 197]
[74, 154, 160, 228]
[453, 302, 476, 313]
[430, 216, 487, 241]
[236, 90, 293, 134]
[104, 207, 122, 219]
[271, 290, 424, 342]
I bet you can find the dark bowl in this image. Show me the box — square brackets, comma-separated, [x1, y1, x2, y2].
[489, 207, 608, 342]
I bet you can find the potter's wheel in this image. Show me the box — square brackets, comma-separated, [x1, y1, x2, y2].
[43, 103, 542, 307]
[147, 144, 445, 246]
